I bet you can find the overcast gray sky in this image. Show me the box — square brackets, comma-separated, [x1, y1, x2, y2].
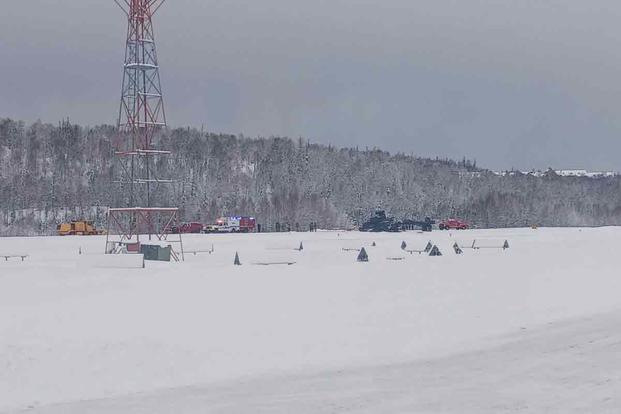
[2, 1, 621, 171]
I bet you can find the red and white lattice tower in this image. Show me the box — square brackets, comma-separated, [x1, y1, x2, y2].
[106, 0, 184, 259]
[115, 0, 170, 208]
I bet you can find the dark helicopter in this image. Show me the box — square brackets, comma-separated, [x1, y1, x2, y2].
[359, 210, 434, 232]
[359, 210, 402, 232]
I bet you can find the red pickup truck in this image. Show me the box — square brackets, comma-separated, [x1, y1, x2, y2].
[439, 219, 469, 230]
[170, 222, 204, 234]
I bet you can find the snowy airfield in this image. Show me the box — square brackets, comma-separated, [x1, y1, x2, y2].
[1, 227, 621, 413]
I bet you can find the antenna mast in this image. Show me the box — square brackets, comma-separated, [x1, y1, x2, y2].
[106, 0, 184, 259]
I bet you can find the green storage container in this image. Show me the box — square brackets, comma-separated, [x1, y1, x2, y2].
[140, 244, 171, 262]
[157, 245, 172, 262]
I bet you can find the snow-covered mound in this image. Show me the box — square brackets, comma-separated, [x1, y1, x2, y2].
[1, 227, 620, 412]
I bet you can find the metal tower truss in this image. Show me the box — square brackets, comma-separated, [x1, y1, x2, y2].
[114, 0, 171, 208]
[107, 0, 184, 260]
[105, 207, 185, 261]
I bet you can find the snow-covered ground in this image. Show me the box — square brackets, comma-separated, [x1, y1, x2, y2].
[1, 227, 620, 413]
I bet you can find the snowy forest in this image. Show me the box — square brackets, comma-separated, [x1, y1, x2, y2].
[1, 118, 621, 236]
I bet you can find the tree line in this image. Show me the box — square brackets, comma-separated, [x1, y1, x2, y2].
[1, 118, 620, 235]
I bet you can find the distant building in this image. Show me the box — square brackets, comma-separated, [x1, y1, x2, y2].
[555, 169, 588, 177]
[555, 170, 616, 178]
[491, 169, 617, 178]
[585, 171, 616, 178]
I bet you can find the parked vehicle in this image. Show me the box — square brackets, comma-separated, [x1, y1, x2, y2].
[170, 222, 203, 234]
[182, 222, 204, 233]
[235, 216, 256, 233]
[214, 217, 232, 233]
[439, 218, 469, 230]
[204, 216, 256, 233]
[57, 220, 101, 236]
[203, 224, 222, 233]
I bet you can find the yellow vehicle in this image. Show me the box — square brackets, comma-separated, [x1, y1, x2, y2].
[57, 220, 100, 236]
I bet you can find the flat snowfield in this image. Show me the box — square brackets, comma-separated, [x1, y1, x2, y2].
[1, 227, 620, 413]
